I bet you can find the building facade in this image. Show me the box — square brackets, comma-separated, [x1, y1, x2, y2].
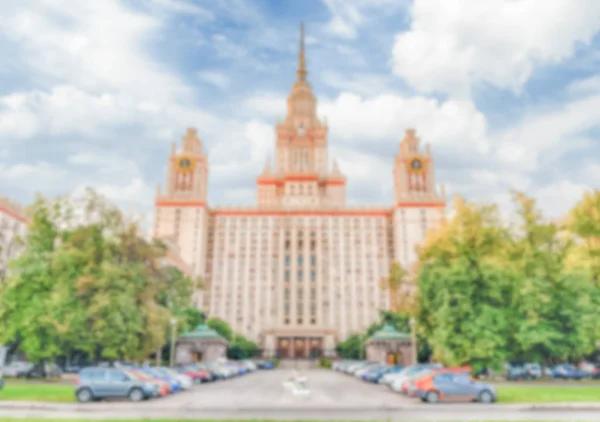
[154, 26, 445, 357]
[0, 196, 28, 282]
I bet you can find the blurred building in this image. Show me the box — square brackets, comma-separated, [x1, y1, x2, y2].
[0, 195, 28, 282]
[153, 26, 445, 358]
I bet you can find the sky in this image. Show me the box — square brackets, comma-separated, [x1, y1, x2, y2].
[0, 0, 599, 225]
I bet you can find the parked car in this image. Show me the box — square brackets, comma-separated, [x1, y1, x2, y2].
[390, 364, 443, 392]
[2, 362, 31, 378]
[578, 362, 598, 378]
[257, 360, 275, 369]
[174, 365, 212, 383]
[552, 364, 586, 380]
[153, 367, 193, 390]
[376, 365, 405, 384]
[403, 367, 469, 396]
[416, 372, 497, 403]
[124, 369, 170, 396]
[140, 368, 182, 393]
[75, 367, 159, 402]
[505, 364, 528, 381]
[523, 363, 542, 379]
[364, 365, 403, 383]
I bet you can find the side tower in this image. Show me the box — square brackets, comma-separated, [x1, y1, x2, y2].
[392, 129, 445, 269]
[154, 128, 209, 304]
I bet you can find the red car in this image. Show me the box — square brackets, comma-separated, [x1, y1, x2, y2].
[176, 366, 211, 383]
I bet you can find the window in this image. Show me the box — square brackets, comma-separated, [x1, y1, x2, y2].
[109, 371, 129, 382]
[298, 255, 303, 265]
[310, 255, 316, 265]
[434, 374, 453, 383]
[452, 375, 471, 384]
[81, 370, 105, 381]
[285, 270, 290, 281]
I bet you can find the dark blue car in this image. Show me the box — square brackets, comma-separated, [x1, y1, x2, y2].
[258, 360, 275, 369]
[361, 364, 396, 382]
[552, 364, 585, 380]
[364, 365, 404, 383]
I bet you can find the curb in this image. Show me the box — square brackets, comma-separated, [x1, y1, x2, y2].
[1, 401, 600, 412]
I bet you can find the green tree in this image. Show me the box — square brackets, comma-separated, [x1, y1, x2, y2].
[505, 192, 598, 363]
[0, 188, 194, 364]
[567, 189, 600, 284]
[416, 196, 513, 371]
[206, 317, 233, 342]
[380, 262, 411, 313]
[227, 334, 260, 359]
[335, 334, 363, 359]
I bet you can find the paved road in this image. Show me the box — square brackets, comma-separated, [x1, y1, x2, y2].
[1, 369, 600, 421]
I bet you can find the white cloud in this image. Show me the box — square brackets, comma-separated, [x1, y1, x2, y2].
[493, 94, 600, 171]
[242, 93, 287, 119]
[392, 0, 600, 97]
[567, 75, 600, 97]
[91, 177, 153, 208]
[147, 0, 214, 18]
[0, 161, 71, 196]
[536, 180, 592, 218]
[0, 0, 189, 103]
[198, 71, 230, 89]
[319, 92, 490, 153]
[322, 0, 407, 39]
[322, 0, 363, 39]
[320, 71, 393, 96]
[0, 84, 219, 143]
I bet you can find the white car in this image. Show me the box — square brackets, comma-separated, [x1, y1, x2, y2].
[242, 360, 257, 371]
[354, 364, 379, 378]
[347, 362, 369, 374]
[390, 365, 442, 392]
[380, 371, 402, 385]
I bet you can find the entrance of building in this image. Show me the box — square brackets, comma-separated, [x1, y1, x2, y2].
[276, 336, 323, 359]
[386, 351, 402, 365]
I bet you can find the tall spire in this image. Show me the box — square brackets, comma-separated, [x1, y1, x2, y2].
[297, 22, 307, 81]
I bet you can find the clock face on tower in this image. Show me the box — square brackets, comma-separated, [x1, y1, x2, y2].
[176, 155, 195, 173]
[407, 156, 425, 174]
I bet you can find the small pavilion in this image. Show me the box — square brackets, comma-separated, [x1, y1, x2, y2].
[365, 320, 413, 366]
[174, 319, 228, 365]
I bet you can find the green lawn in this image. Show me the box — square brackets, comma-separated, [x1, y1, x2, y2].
[1, 382, 599, 405]
[497, 385, 600, 403]
[0, 383, 75, 402]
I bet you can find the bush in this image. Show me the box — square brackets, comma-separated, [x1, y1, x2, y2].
[271, 358, 280, 368]
[318, 357, 332, 369]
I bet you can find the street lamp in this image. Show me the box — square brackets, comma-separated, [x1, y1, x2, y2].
[169, 318, 177, 367]
[410, 318, 417, 365]
[359, 333, 367, 360]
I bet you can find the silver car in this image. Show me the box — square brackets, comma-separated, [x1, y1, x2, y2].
[76, 367, 159, 402]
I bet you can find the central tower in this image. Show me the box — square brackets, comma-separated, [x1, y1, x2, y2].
[256, 24, 346, 209]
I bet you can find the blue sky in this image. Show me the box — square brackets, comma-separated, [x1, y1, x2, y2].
[0, 0, 599, 225]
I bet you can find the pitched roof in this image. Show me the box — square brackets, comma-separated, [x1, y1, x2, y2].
[368, 324, 411, 341]
[180, 324, 227, 341]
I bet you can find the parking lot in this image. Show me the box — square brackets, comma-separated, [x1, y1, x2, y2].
[3, 369, 600, 421]
[139, 368, 413, 409]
